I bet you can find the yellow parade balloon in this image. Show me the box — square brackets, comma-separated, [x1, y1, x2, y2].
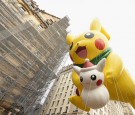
[66, 18, 135, 111]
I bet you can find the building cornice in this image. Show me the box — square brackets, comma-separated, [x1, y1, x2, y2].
[40, 10, 60, 20]
[18, 0, 60, 28]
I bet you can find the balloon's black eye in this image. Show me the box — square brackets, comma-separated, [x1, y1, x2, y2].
[70, 42, 73, 50]
[91, 75, 96, 80]
[84, 32, 94, 39]
[80, 76, 83, 82]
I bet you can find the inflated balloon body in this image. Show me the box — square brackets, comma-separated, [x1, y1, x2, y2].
[73, 58, 109, 109]
[66, 19, 135, 111]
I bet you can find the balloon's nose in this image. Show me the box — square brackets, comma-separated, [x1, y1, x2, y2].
[96, 79, 102, 86]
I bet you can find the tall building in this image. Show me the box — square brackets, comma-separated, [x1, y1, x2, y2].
[41, 65, 84, 115]
[0, 0, 69, 114]
[42, 65, 134, 115]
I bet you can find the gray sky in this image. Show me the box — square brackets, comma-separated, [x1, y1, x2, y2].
[34, 0, 135, 82]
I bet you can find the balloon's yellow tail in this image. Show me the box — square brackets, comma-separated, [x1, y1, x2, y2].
[69, 95, 90, 112]
[130, 99, 135, 109]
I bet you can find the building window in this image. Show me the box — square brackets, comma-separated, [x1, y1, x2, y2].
[65, 92, 67, 97]
[60, 93, 62, 98]
[37, 25, 43, 30]
[26, 45, 32, 50]
[61, 87, 64, 92]
[68, 80, 71, 85]
[7, 40, 15, 48]
[49, 109, 51, 114]
[19, 7, 26, 13]
[66, 76, 68, 79]
[62, 99, 65, 105]
[59, 107, 62, 114]
[67, 86, 69, 90]
[99, 110, 103, 114]
[60, 83, 62, 87]
[46, 20, 50, 25]
[19, 66, 26, 72]
[57, 94, 59, 99]
[57, 100, 59, 106]
[44, 21, 49, 27]
[52, 101, 55, 107]
[104, 106, 107, 111]
[35, 51, 42, 58]
[46, 19, 54, 25]
[65, 106, 68, 113]
[49, 19, 53, 23]
[54, 108, 57, 114]
[55, 94, 57, 99]
[29, 20, 34, 25]
[70, 91, 72, 96]
[72, 84, 74, 89]
[57, 88, 60, 93]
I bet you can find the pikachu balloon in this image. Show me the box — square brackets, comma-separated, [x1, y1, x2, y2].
[66, 19, 135, 111]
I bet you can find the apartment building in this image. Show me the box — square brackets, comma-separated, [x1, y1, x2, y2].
[0, 0, 69, 114]
[42, 65, 134, 115]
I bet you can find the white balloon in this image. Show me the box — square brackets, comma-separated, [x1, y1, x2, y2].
[73, 58, 110, 109]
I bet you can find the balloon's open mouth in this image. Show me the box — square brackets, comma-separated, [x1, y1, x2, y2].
[75, 46, 87, 58]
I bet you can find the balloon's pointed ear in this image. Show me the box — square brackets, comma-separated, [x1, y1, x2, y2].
[73, 66, 81, 75]
[97, 58, 106, 72]
[90, 18, 110, 40]
[66, 34, 74, 45]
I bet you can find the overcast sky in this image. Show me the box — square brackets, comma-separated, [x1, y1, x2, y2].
[34, 0, 135, 82]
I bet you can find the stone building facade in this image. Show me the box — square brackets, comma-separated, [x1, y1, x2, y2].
[0, 0, 69, 114]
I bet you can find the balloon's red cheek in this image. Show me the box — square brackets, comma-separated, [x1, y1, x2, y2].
[95, 39, 105, 50]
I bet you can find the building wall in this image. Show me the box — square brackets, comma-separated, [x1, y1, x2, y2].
[0, 0, 69, 114]
[42, 65, 134, 115]
[42, 65, 78, 115]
